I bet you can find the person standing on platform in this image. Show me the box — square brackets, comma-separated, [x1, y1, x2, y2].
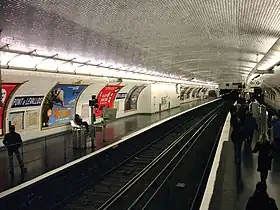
[236, 102, 241, 113]
[252, 133, 274, 183]
[250, 98, 261, 130]
[230, 104, 237, 115]
[230, 105, 238, 128]
[244, 110, 258, 146]
[245, 92, 250, 102]
[237, 103, 247, 125]
[246, 182, 278, 210]
[2, 125, 26, 176]
[272, 115, 280, 150]
[231, 118, 245, 164]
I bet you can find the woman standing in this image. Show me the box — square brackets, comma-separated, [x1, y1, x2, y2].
[252, 133, 275, 182]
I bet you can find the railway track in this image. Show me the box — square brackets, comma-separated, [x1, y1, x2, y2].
[57, 102, 226, 210]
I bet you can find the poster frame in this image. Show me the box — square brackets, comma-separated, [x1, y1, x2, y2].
[41, 82, 88, 130]
[94, 84, 124, 118]
[1, 83, 21, 136]
[124, 84, 147, 112]
[9, 111, 25, 131]
[25, 109, 40, 130]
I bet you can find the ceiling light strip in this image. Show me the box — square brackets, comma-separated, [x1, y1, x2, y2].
[0, 48, 217, 87]
[246, 37, 280, 84]
[0, 64, 217, 87]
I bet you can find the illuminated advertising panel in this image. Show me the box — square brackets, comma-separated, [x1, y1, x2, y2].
[95, 85, 124, 117]
[0, 83, 19, 135]
[124, 85, 147, 111]
[41, 84, 87, 128]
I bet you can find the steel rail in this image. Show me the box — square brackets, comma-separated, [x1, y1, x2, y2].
[127, 106, 224, 210]
[98, 104, 224, 210]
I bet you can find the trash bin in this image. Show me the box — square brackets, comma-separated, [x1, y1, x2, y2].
[72, 129, 81, 149]
[80, 128, 87, 149]
[72, 127, 87, 149]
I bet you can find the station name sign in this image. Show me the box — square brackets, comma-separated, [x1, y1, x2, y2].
[12, 96, 44, 108]
[116, 92, 127, 99]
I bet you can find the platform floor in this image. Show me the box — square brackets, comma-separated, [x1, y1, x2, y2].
[0, 99, 211, 193]
[210, 130, 280, 210]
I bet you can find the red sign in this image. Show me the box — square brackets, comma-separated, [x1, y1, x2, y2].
[95, 85, 124, 117]
[1, 83, 19, 134]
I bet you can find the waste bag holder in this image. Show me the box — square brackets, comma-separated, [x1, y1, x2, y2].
[72, 127, 87, 149]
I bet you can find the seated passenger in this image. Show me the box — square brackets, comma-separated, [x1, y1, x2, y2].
[74, 114, 89, 132]
[246, 182, 278, 210]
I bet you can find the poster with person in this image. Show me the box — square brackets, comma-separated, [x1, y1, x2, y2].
[124, 85, 146, 111]
[0, 83, 19, 135]
[95, 84, 124, 117]
[41, 84, 87, 128]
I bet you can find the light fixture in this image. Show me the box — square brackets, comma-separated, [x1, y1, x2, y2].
[0, 44, 218, 87]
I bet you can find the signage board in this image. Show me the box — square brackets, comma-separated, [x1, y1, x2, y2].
[116, 92, 127, 99]
[11, 96, 44, 108]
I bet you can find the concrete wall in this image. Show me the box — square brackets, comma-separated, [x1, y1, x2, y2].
[0, 69, 214, 145]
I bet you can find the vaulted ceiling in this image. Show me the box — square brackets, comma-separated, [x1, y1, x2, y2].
[1, 0, 280, 84]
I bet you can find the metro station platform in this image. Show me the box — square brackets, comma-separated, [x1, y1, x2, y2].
[0, 99, 211, 193]
[200, 109, 280, 210]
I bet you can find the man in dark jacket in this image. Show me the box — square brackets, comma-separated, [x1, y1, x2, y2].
[246, 182, 278, 210]
[230, 106, 238, 128]
[272, 115, 280, 150]
[231, 119, 245, 164]
[3, 125, 25, 175]
[74, 114, 89, 132]
[244, 111, 258, 146]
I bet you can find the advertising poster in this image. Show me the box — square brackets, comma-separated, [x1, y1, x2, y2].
[95, 85, 124, 117]
[192, 88, 199, 98]
[9, 112, 24, 131]
[0, 83, 19, 135]
[41, 84, 87, 128]
[180, 87, 188, 100]
[124, 85, 146, 111]
[25, 110, 39, 129]
[186, 87, 194, 99]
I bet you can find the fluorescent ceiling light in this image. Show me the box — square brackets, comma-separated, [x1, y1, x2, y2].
[0, 45, 218, 87]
